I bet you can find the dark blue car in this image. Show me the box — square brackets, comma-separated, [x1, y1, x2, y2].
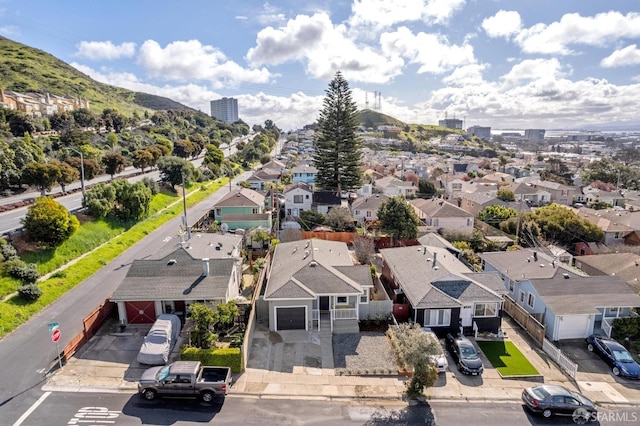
[586, 335, 640, 379]
[445, 333, 484, 375]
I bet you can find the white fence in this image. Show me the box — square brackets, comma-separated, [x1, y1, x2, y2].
[360, 300, 393, 320]
[542, 338, 578, 379]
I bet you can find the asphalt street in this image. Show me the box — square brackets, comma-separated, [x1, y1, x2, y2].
[0, 169, 251, 426]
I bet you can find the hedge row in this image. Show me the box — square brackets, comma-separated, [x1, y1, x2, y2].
[180, 347, 242, 373]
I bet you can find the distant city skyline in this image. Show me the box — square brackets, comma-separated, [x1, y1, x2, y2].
[2, 1, 640, 131]
[210, 97, 239, 124]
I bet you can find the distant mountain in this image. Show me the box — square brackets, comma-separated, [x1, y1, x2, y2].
[0, 36, 192, 115]
[575, 121, 640, 132]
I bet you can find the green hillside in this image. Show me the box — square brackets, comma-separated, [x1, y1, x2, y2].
[358, 109, 406, 128]
[0, 36, 190, 115]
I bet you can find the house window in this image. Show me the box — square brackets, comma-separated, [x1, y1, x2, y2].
[252, 208, 258, 214]
[336, 296, 348, 305]
[360, 289, 369, 304]
[305, 194, 310, 199]
[527, 293, 535, 309]
[508, 279, 514, 293]
[467, 218, 472, 226]
[425, 309, 451, 326]
[614, 232, 622, 239]
[215, 208, 222, 217]
[433, 219, 439, 227]
[605, 307, 619, 317]
[474, 303, 497, 317]
[355, 210, 360, 216]
[366, 210, 372, 217]
[294, 195, 303, 204]
[452, 183, 462, 190]
[519, 290, 525, 304]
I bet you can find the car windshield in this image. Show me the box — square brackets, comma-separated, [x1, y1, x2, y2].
[530, 387, 550, 399]
[156, 366, 170, 381]
[460, 346, 478, 359]
[613, 349, 635, 363]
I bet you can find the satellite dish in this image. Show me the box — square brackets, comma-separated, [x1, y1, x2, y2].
[220, 223, 229, 233]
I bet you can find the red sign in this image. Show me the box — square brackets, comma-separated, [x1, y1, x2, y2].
[52, 328, 61, 343]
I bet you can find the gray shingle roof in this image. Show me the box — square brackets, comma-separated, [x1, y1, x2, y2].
[480, 249, 581, 282]
[380, 245, 502, 309]
[264, 239, 369, 300]
[531, 275, 640, 315]
[111, 248, 236, 302]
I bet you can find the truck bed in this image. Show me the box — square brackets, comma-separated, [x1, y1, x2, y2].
[199, 366, 231, 383]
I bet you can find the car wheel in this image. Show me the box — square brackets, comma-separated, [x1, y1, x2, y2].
[542, 409, 552, 418]
[587, 343, 594, 352]
[142, 389, 157, 401]
[201, 390, 215, 403]
[613, 367, 620, 376]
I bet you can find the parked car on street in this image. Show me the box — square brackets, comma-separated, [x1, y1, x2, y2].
[137, 314, 182, 365]
[522, 385, 597, 420]
[138, 361, 232, 402]
[585, 334, 640, 379]
[445, 333, 483, 375]
[422, 328, 448, 373]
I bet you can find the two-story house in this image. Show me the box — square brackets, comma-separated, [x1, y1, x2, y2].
[283, 182, 313, 218]
[374, 176, 418, 198]
[292, 163, 318, 185]
[531, 181, 578, 205]
[411, 198, 474, 234]
[351, 194, 391, 224]
[211, 188, 271, 230]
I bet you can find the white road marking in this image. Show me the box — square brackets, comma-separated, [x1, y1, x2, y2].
[12, 391, 51, 426]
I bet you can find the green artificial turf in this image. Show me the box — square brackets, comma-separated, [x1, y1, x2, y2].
[477, 340, 540, 377]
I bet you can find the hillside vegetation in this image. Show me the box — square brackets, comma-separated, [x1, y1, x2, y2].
[0, 36, 189, 115]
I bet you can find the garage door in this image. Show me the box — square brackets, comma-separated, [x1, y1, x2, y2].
[276, 307, 306, 330]
[557, 315, 590, 340]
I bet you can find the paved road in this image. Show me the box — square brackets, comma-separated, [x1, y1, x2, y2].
[0, 170, 251, 426]
[14, 392, 429, 426]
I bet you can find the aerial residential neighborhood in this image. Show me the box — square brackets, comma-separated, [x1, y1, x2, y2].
[2, 1, 640, 425]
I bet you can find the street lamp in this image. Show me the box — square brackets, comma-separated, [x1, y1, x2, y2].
[65, 147, 85, 206]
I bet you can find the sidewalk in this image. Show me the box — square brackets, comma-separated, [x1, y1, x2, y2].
[42, 317, 640, 408]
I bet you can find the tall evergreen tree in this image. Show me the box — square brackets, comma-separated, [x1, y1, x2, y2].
[312, 71, 362, 194]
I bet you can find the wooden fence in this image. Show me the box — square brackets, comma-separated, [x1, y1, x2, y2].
[502, 295, 546, 347]
[61, 298, 115, 362]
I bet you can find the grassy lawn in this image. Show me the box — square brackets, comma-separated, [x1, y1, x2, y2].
[477, 340, 540, 377]
[0, 178, 229, 337]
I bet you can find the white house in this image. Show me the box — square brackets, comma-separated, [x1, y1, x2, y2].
[283, 182, 313, 218]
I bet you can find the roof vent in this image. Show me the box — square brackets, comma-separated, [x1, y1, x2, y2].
[167, 259, 177, 265]
[563, 273, 570, 279]
[539, 264, 545, 268]
[310, 261, 317, 267]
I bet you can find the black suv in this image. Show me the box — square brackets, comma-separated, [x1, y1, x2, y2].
[445, 333, 484, 375]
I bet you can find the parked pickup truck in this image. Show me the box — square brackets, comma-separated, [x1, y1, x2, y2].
[138, 361, 232, 402]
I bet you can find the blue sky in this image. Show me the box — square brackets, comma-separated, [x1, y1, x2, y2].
[2, 0, 640, 131]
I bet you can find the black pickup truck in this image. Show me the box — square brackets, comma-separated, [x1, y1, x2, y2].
[138, 361, 232, 402]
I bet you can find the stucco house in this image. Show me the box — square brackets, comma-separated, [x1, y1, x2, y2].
[292, 163, 318, 185]
[211, 188, 271, 231]
[410, 198, 474, 234]
[263, 239, 373, 333]
[283, 182, 313, 218]
[374, 176, 418, 198]
[480, 249, 640, 340]
[380, 244, 505, 337]
[351, 193, 390, 224]
[111, 233, 244, 325]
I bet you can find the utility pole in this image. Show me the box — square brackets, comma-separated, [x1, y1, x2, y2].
[181, 173, 190, 240]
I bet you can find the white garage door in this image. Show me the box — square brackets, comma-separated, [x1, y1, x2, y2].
[557, 315, 590, 340]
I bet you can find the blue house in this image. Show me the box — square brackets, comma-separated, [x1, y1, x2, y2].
[292, 163, 318, 185]
[480, 249, 640, 341]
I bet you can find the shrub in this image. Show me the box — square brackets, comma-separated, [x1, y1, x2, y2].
[18, 283, 43, 301]
[141, 177, 160, 195]
[613, 317, 640, 339]
[0, 241, 18, 261]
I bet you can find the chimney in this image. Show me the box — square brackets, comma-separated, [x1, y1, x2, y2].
[432, 252, 437, 268]
[202, 258, 210, 277]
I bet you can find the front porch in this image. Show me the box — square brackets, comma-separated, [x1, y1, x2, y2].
[595, 308, 639, 337]
[311, 295, 359, 333]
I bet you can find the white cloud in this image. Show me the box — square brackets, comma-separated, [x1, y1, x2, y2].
[482, 10, 522, 39]
[255, 2, 287, 25]
[247, 13, 405, 83]
[501, 58, 569, 86]
[601, 44, 640, 68]
[514, 11, 640, 55]
[74, 41, 136, 60]
[441, 64, 488, 87]
[0, 24, 19, 36]
[348, 0, 465, 29]
[247, 13, 330, 66]
[380, 26, 476, 74]
[138, 39, 273, 85]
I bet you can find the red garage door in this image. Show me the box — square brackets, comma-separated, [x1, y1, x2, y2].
[125, 301, 156, 324]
